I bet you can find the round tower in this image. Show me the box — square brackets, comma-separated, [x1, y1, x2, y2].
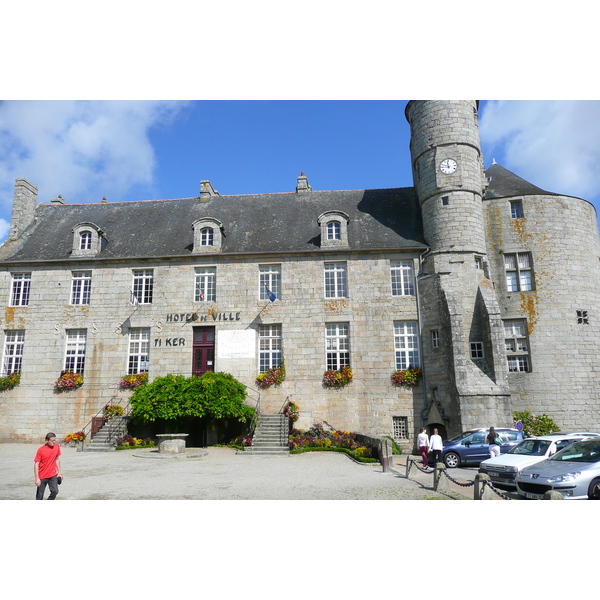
[405, 100, 487, 256]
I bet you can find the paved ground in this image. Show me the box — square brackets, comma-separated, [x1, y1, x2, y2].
[1, 442, 486, 500]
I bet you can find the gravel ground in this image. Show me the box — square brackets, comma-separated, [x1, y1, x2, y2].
[1, 443, 471, 500]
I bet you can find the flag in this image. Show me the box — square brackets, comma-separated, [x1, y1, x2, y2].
[265, 286, 277, 302]
[130, 289, 139, 306]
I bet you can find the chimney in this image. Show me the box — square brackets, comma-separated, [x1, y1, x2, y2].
[296, 172, 312, 193]
[50, 195, 66, 205]
[200, 180, 220, 202]
[9, 178, 38, 240]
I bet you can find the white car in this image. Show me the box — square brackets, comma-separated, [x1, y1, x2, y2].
[479, 433, 600, 491]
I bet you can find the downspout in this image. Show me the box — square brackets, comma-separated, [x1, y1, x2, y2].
[415, 247, 431, 427]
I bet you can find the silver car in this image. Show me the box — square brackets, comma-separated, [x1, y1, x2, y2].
[479, 433, 598, 491]
[515, 437, 600, 499]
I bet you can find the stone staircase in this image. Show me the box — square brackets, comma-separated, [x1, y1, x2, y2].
[83, 416, 129, 452]
[243, 413, 289, 455]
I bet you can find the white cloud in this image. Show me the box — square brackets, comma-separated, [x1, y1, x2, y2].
[479, 100, 600, 202]
[0, 100, 187, 216]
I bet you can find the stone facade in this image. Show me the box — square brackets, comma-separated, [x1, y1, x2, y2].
[1, 100, 600, 449]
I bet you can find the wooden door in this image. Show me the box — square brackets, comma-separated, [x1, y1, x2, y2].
[192, 326, 215, 377]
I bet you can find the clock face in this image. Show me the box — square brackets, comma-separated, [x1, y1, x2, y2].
[440, 158, 458, 174]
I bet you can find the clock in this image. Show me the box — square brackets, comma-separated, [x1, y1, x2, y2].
[440, 158, 458, 174]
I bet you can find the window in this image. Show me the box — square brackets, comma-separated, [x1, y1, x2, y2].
[259, 265, 281, 301]
[71, 271, 92, 305]
[195, 267, 216, 302]
[510, 200, 524, 219]
[577, 310, 589, 325]
[393, 416, 408, 440]
[10, 273, 31, 306]
[64, 329, 87, 374]
[394, 321, 420, 370]
[431, 329, 440, 349]
[504, 319, 530, 372]
[200, 227, 214, 246]
[391, 260, 415, 296]
[474, 256, 483, 270]
[128, 328, 150, 374]
[326, 323, 350, 370]
[259, 325, 282, 372]
[327, 221, 341, 240]
[317, 211, 349, 247]
[504, 252, 534, 291]
[132, 270, 153, 304]
[2, 331, 24, 376]
[80, 231, 92, 250]
[441, 196, 450, 206]
[470, 342, 484, 359]
[324, 262, 348, 298]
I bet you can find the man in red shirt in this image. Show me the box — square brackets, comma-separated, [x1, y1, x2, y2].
[34, 432, 63, 500]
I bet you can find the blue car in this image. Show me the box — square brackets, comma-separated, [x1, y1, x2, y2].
[439, 428, 525, 468]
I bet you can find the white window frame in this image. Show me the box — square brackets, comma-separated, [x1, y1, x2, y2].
[504, 252, 534, 292]
[390, 260, 415, 296]
[324, 262, 348, 298]
[259, 264, 281, 301]
[200, 227, 214, 246]
[504, 319, 530, 373]
[327, 221, 341, 241]
[132, 269, 154, 304]
[128, 328, 150, 375]
[431, 329, 440, 349]
[510, 200, 524, 219]
[259, 324, 282, 372]
[195, 267, 216, 302]
[325, 323, 350, 371]
[10, 273, 31, 307]
[2, 330, 25, 376]
[64, 329, 87, 374]
[70, 271, 92, 305]
[394, 321, 420, 370]
[80, 231, 92, 250]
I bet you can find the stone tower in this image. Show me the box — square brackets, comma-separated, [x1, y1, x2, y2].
[406, 101, 512, 434]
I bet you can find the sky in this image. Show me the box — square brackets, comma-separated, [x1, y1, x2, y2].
[2, 99, 600, 243]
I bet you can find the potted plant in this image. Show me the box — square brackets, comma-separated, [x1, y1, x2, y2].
[54, 371, 84, 391]
[119, 372, 148, 389]
[323, 366, 353, 388]
[391, 367, 422, 387]
[103, 404, 125, 420]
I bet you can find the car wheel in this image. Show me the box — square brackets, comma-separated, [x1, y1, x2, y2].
[587, 477, 600, 500]
[444, 452, 461, 468]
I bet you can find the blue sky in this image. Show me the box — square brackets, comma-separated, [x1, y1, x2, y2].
[2, 100, 600, 243]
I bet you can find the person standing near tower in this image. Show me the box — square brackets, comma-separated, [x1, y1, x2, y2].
[34, 432, 63, 500]
[429, 428, 443, 465]
[417, 427, 430, 468]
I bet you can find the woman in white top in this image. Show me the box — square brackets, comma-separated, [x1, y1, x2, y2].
[429, 428, 443, 465]
[417, 427, 430, 468]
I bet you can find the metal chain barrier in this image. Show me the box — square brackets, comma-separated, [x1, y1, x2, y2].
[440, 468, 475, 488]
[480, 479, 513, 500]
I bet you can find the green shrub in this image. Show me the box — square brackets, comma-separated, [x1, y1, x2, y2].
[513, 411, 560, 437]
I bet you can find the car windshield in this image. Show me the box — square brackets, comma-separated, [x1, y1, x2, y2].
[550, 439, 600, 463]
[509, 439, 551, 456]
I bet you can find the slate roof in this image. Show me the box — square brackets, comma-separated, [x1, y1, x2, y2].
[484, 163, 561, 199]
[0, 187, 427, 263]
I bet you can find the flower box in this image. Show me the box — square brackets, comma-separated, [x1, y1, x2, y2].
[323, 366, 353, 388]
[391, 367, 422, 387]
[256, 362, 285, 389]
[119, 372, 148, 389]
[54, 371, 83, 391]
[0, 373, 20, 391]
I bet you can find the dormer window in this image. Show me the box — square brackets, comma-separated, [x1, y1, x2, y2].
[327, 221, 341, 241]
[201, 227, 214, 246]
[317, 211, 350, 248]
[192, 218, 223, 253]
[80, 231, 92, 250]
[71, 223, 103, 257]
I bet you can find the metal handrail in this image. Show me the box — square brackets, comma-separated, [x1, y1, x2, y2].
[80, 397, 131, 451]
[242, 384, 261, 436]
[279, 395, 293, 414]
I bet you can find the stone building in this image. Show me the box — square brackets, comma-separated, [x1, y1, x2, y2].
[1, 100, 599, 449]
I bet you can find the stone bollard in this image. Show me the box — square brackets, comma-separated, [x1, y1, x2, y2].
[379, 438, 392, 473]
[433, 463, 448, 491]
[474, 473, 495, 500]
[406, 457, 414, 479]
[543, 490, 564, 500]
